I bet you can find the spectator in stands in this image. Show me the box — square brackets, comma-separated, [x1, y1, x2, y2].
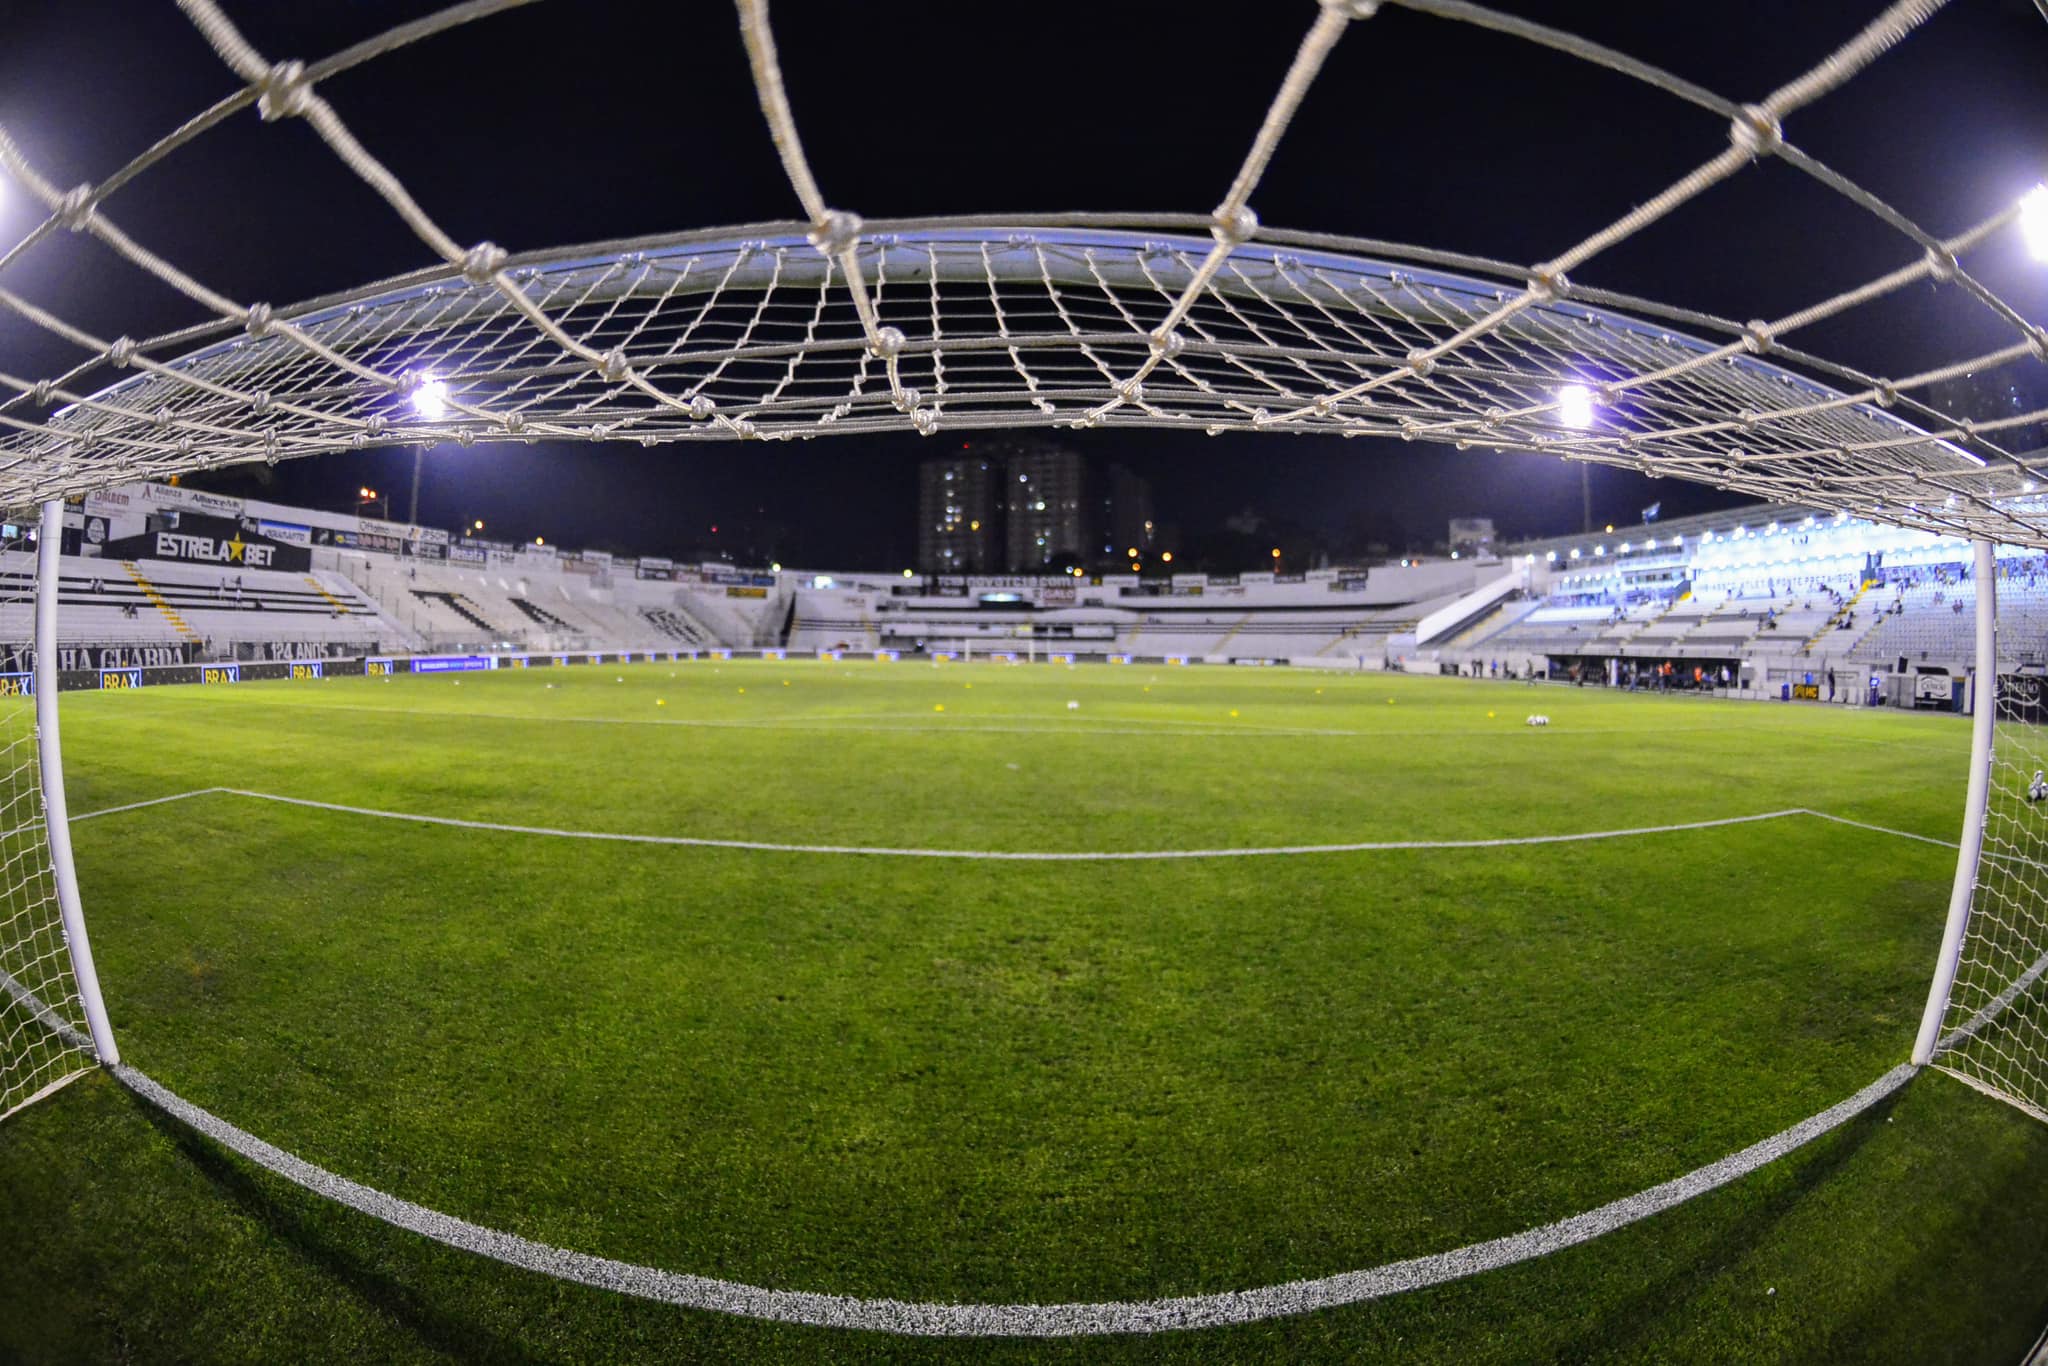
[89, 576, 103, 594]
[1827, 667, 1837, 701]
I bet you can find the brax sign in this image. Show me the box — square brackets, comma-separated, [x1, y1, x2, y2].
[153, 530, 278, 567]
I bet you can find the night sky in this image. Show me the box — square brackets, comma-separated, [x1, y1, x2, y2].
[1, 0, 2044, 566]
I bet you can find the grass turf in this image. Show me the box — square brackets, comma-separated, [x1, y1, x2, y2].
[4, 658, 2048, 1362]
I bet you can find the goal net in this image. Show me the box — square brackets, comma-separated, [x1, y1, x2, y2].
[1927, 557, 2048, 1120]
[0, 519, 95, 1122]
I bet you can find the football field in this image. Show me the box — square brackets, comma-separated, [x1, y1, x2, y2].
[6, 658, 2048, 1362]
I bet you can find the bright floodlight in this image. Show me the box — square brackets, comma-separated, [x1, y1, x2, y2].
[2022, 185, 2048, 263]
[412, 374, 448, 420]
[1557, 383, 1596, 429]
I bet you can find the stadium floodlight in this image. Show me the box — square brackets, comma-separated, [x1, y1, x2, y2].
[2022, 184, 2048, 263]
[1556, 384, 1596, 429]
[412, 374, 448, 420]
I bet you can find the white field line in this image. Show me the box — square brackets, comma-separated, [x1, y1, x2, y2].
[72, 788, 1952, 863]
[157, 695, 1804, 743]
[106, 1058, 1914, 1336]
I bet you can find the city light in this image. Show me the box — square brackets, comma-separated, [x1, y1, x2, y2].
[1270, 547, 1281, 559]
[1161, 551, 1173, 563]
[1557, 383, 1596, 430]
[902, 568, 914, 578]
[412, 374, 448, 421]
[1544, 550, 1556, 562]
[2022, 184, 2048, 263]
[471, 519, 484, 531]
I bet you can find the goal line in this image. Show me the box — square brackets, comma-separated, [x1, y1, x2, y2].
[104, 1057, 1914, 1337]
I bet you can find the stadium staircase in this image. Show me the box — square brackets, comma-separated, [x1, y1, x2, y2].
[303, 575, 355, 616]
[1210, 613, 1254, 655]
[411, 589, 506, 636]
[1616, 591, 1687, 650]
[1803, 580, 1872, 653]
[511, 598, 572, 630]
[121, 561, 199, 642]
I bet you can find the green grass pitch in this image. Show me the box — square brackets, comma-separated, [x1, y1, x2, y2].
[5, 658, 2048, 1362]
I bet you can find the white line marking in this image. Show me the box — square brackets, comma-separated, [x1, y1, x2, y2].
[107, 1059, 1914, 1336]
[72, 788, 226, 823]
[208, 789, 1821, 860]
[1798, 810, 1961, 849]
[71, 789, 1958, 863]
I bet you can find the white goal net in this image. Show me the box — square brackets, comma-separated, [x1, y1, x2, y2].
[0, 520, 93, 1122]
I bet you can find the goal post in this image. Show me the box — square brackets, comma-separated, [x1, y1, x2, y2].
[1913, 538, 1996, 1066]
[35, 499, 117, 1067]
[0, 501, 116, 1123]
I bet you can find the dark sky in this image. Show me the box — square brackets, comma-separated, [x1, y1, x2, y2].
[0, 0, 2044, 565]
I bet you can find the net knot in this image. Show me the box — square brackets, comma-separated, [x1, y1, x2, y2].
[1211, 204, 1258, 246]
[1148, 328, 1185, 360]
[263, 430, 280, 464]
[1321, 0, 1380, 17]
[1116, 378, 1145, 404]
[807, 209, 863, 257]
[1873, 379, 1898, 408]
[688, 394, 716, 421]
[871, 325, 906, 360]
[891, 387, 922, 414]
[363, 415, 387, 437]
[1728, 104, 1782, 158]
[733, 418, 759, 439]
[911, 408, 939, 436]
[1923, 246, 1958, 284]
[1311, 394, 1336, 417]
[251, 390, 274, 416]
[151, 405, 172, 428]
[1741, 320, 1774, 355]
[501, 412, 526, 435]
[106, 337, 136, 368]
[596, 348, 632, 383]
[256, 61, 314, 122]
[245, 302, 274, 338]
[30, 380, 53, 408]
[1404, 349, 1435, 378]
[454, 428, 477, 447]
[56, 184, 96, 232]
[461, 241, 508, 284]
[1525, 269, 1570, 303]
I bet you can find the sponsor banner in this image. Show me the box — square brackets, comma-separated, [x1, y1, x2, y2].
[0, 643, 200, 671]
[411, 539, 448, 560]
[818, 649, 840, 661]
[710, 570, 776, 587]
[726, 585, 768, 598]
[1333, 577, 1371, 592]
[99, 667, 144, 690]
[708, 648, 732, 661]
[1165, 655, 1190, 665]
[930, 650, 958, 662]
[1791, 682, 1820, 700]
[83, 515, 109, 549]
[411, 655, 493, 673]
[487, 548, 523, 567]
[288, 660, 325, 680]
[580, 550, 613, 567]
[761, 648, 784, 661]
[1231, 657, 1285, 667]
[313, 526, 406, 555]
[448, 544, 486, 564]
[873, 649, 900, 662]
[563, 558, 599, 576]
[104, 516, 311, 572]
[1108, 653, 1133, 664]
[258, 519, 312, 547]
[1047, 652, 1075, 664]
[637, 564, 675, 581]
[366, 657, 397, 676]
[639, 556, 674, 571]
[1039, 583, 1076, 607]
[0, 672, 31, 696]
[200, 663, 241, 684]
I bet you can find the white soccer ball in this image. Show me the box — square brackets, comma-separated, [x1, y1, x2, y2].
[1525, 714, 1549, 727]
[1067, 700, 1080, 710]
[2030, 769, 2047, 803]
